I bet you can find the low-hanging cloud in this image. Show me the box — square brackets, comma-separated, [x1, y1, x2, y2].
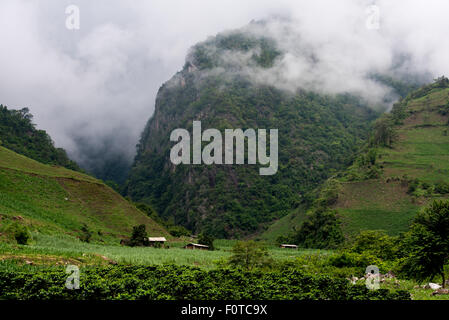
[0, 0, 448, 171]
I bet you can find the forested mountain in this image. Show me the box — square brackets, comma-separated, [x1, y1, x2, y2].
[0, 105, 80, 171]
[123, 27, 418, 238]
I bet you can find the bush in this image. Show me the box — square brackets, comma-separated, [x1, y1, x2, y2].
[14, 226, 30, 245]
[79, 224, 92, 243]
[167, 225, 190, 237]
[228, 241, 273, 271]
[349, 230, 399, 261]
[407, 179, 420, 194]
[328, 252, 389, 274]
[435, 181, 449, 194]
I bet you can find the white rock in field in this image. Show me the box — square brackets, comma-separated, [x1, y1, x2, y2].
[429, 283, 442, 290]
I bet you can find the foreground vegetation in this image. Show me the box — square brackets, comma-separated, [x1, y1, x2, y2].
[0, 264, 411, 300]
[1, 216, 447, 300]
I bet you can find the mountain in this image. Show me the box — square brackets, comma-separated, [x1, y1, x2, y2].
[123, 28, 398, 238]
[0, 105, 80, 171]
[0, 144, 169, 243]
[263, 77, 449, 243]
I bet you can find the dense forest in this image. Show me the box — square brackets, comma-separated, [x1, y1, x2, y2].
[0, 105, 80, 171]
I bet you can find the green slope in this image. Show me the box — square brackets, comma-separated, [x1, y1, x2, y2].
[262, 78, 449, 240]
[0, 146, 169, 243]
[336, 82, 449, 235]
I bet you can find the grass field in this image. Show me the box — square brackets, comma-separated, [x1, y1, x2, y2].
[0, 234, 332, 271]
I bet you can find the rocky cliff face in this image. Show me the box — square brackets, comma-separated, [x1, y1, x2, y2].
[125, 26, 385, 238]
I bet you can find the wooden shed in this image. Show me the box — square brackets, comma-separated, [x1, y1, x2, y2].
[280, 244, 298, 249]
[183, 243, 209, 250]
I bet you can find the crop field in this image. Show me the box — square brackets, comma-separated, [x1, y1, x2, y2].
[0, 234, 331, 271]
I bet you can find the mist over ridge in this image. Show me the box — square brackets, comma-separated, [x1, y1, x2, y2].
[0, 0, 448, 179]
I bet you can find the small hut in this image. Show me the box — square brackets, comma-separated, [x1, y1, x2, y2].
[280, 244, 298, 249]
[183, 243, 209, 250]
[148, 237, 167, 248]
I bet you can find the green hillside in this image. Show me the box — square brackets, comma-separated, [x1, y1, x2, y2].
[263, 77, 449, 240]
[0, 145, 169, 244]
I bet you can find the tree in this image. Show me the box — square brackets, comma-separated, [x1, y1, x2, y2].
[198, 232, 215, 250]
[372, 117, 396, 147]
[130, 224, 149, 247]
[228, 241, 272, 271]
[401, 200, 449, 287]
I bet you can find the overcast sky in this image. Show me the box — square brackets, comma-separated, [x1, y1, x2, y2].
[1, 0, 449, 166]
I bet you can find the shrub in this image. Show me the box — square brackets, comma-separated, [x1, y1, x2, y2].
[349, 230, 399, 261]
[167, 225, 190, 237]
[198, 233, 215, 250]
[407, 179, 420, 194]
[435, 181, 449, 194]
[14, 226, 30, 245]
[79, 224, 92, 243]
[228, 241, 273, 271]
[328, 252, 388, 274]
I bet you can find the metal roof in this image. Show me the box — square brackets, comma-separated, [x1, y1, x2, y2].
[185, 243, 209, 248]
[148, 237, 167, 242]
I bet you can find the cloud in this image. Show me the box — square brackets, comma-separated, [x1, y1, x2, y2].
[0, 0, 448, 169]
